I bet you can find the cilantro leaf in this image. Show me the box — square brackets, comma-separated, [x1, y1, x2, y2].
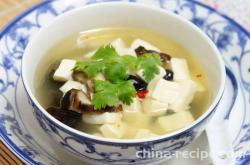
[116, 81, 136, 105]
[94, 80, 115, 92]
[92, 80, 119, 109]
[92, 91, 120, 109]
[74, 60, 104, 78]
[137, 53, 162, 82]
[104, 62, 128, 83]
[121, 55, 137, 72]
[92, 80, 136, 109]
[84, 60, 104, 78]
[92, 44, 119, 62]
[74, 61, 88, 71]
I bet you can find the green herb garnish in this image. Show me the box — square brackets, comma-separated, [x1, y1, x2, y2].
[74, 44, 161, 109]
[92, 80, 136, 109]
[137, 53, 162, 82]
[74, 60, 105, 78]
[104, 62, 128, 83]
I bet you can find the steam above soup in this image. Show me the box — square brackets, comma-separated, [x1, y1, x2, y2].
[35, 28, 211, 139]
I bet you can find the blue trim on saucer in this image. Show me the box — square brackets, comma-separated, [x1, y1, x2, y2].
[187, 0, 250, 36]
[0, 1, 53, 164]
[224, 67, 238, 119]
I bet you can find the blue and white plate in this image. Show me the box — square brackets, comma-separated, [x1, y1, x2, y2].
[0, 0, 249, 164]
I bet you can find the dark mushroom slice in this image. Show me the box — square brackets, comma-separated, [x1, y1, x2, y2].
[159, 53, 171, 64]
[86, 80, 94, 99]
[47, 107, 81, 127]
[135, 46, 151, 56]
[61, 89, 123, 114]
[134, 46, 171, 64]
[72, 71, 88, 84]
[61, 89, 91, 114]
[82, 105, 123, 114]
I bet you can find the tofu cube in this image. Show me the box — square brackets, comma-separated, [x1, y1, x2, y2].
[122, 97, 142, 122]
[53, 59, 76, 82]
[99, 122, 126, 139]
[150, 79, 180, 104]
[171, 58, 190, 81]
[169, 80, 197, 112]
[60, 80, 87, 95]
[118, 48, 137, 57]
[134, 129, 158, 139]
[131, 39, 160, 52]
[82, 112, 122, 125]
[142, 98, 168, 116]
[157, 110, 194, 133]
[111, 38, 136, 57]
[147, 77, 161, 94]
[111, 38, 126, 50]
[154, 67, 166, 80]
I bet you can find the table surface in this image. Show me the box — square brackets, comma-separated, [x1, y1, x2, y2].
[0, 0, 249, 164]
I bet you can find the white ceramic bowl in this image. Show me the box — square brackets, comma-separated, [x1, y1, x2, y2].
[22, 3, 225, 164]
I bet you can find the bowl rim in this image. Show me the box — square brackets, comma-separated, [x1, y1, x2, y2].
[21, 2, 226, 144]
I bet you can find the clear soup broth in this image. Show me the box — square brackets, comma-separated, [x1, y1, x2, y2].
[35, 27, 211, 139]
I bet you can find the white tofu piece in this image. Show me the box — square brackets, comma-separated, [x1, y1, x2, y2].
[131, 39, 160, 52]
[134, 129, 158, 139]
[53, 59, 76, 82]
[150, 79, 180, 104]
[157, 110, 194, 133]
[59, 80, 87, 95]
[118, 48, 137, 57]
[155, 67, 166, 80]
[136, 69, 144, 80]
[169, 80, 197, 112]
[122, 97, 142, 122]
[99, 122, 126, 139]
[171, 58, 190, 81]
[147, 78, 161, 95]
[82, 112, 122, 125]
[110, 38, 137, 57]
[142, 98, 168, 116]
[111, 38, 126, 50]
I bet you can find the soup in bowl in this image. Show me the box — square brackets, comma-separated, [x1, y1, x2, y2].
[22, 3, 225, 164]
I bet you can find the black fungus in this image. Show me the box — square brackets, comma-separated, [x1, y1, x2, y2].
[163, 69, 174, 81]
[128, 75, 148, 91]
[47, 107, 82, 127]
